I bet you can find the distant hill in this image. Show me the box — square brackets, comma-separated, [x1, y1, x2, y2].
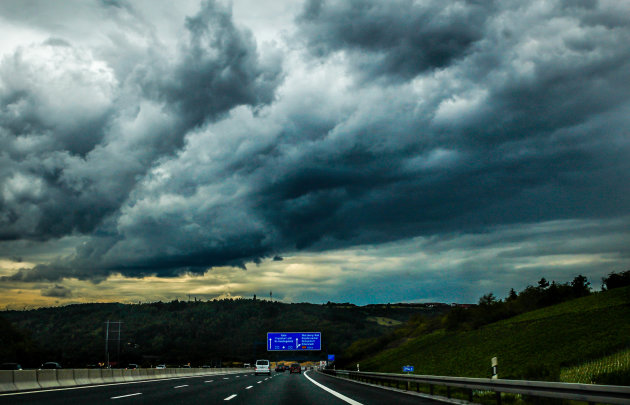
[339, 286, 630, 383]
[1, 299, 447, 368]
[0, 314, 40, 365]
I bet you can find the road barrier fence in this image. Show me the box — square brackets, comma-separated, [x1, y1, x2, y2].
[321, 369, 630, 404]
[0, 367, 249, 393]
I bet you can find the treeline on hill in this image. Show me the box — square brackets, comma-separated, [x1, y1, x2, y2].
[339, 270, 630, 369]
[0, 316, 41, 366]
[0, 298, 443, 369]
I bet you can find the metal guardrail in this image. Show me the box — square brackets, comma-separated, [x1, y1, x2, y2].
[321, 369, 630, 404]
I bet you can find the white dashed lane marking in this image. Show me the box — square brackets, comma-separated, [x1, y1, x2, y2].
[224, 394, 237, 401]
[111, 393, 142, 399]
[174, 385, 188, 389]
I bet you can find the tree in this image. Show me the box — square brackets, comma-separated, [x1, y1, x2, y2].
[602, 270, 630, 290]
[478, 293, 497, 306]
[538, 278, 550, 290]
[571, 274, 591, 297]
[507, 288, 518, 302]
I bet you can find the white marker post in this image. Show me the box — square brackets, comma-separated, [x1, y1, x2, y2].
[491, 357, 498, 379]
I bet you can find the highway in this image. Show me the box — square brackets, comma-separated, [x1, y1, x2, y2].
[0, 370, 441, 405]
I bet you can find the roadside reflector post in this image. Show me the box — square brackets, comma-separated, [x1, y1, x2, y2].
[357, 363, 359, 372]
[491, 357, 498, 379]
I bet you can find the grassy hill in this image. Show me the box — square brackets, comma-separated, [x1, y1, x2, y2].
[346, 286, 630, 383]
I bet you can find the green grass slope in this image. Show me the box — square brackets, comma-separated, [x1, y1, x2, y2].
[357, 286, 630, 381]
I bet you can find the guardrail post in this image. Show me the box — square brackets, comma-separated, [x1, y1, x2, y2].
[446, 386, 451, 398]
[468, 389, 473, 403]
[496, 391, 502, 405]
[430, 384, 434, 396]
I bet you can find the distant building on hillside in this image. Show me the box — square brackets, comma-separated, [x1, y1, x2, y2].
[451, 303, 475, 309]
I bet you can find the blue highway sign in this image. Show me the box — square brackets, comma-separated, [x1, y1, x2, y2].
[267, 332, 322, 351]
[328, 354, 335, 361]
[403, 365, 414, 372]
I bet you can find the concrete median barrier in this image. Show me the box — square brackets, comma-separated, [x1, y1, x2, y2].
[74, 369, 90, 385]
[13, 370, 40, 391]
[88, 368, 104, 384]
[138, 369, 148, 380]
[121, 369, 131, 381]
[145, 368, 156, 379]
[101, 368, 114, 383]
[177, 368, 192, 376]
[57, 369, 76, 387]
[37, 369, 60, 389]
[0, 371, 16, 393]
[111, 369, 124, 382]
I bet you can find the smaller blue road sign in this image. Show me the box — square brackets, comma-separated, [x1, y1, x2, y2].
[403, 365, 414, 372]
[328, 354, 335, 361]
[267, 332, 321, 351]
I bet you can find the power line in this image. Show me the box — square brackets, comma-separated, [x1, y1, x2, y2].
[105, 320, 122, 368]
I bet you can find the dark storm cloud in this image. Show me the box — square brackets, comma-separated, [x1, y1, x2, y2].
[0, 0, 281, 243]
[297, 0, 493, 81]
[2, 0, 630, 284]
[156, 1, 282, 128]
[41, 284, 72, 298]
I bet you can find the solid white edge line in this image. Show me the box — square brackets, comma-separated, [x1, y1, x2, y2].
[303, 371, 363, 405]
[224, 394, 237, 400]
[111, 392, 142, 399]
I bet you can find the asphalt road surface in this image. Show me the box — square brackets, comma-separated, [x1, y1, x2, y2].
[0, 370, 442, 405]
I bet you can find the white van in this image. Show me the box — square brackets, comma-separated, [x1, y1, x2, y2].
[255, 359, 271, 375]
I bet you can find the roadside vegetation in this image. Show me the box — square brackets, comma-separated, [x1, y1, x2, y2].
[560, 348, 630, 385]
[339, 270, 630, 385]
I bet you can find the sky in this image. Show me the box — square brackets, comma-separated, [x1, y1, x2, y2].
[0, 0, 629, 309]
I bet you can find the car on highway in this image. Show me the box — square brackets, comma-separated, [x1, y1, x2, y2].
[290, 363, 301, 374]
[126, 363, 139, 369]
[275, 364, 285, 372]
[156, 364, 166, 369]
[0, 363, 22, 370]
[255, 359, 271, 375]
[40, 362, 62, 369]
